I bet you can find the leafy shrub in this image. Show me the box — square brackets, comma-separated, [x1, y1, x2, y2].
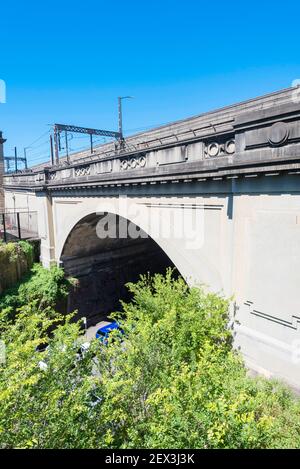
[18, 240, 34, 266]
[0, 304, 97, 449]
[97, 271, 300, 449]
[0, 270, 300, 449]
[0, 240, 33, 264]
[0, 241, 35, 295]
[0, 263, 74, 315]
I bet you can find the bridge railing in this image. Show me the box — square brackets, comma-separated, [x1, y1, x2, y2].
[0, 211, 38, 243]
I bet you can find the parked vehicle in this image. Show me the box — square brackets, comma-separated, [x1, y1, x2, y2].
[95, 321, 123, 344]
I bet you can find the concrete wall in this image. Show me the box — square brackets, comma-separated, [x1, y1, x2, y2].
[232, 190, 300, 390]
[6, 176, 300, 390]
[4, 189, 55, 266]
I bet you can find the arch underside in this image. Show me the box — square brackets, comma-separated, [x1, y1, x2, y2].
[61, 213, 178, 325]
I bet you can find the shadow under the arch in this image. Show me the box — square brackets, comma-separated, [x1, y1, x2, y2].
[60, 212, 178, 327]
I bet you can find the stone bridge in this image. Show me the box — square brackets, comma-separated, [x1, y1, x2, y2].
[3, 87, 300, 390]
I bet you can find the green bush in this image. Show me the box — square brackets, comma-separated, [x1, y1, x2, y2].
[18, 240, 34, 266]
[0, 263, 74, 315]
[0, 240, 33, 264]
[0, 270, 299, 449]
[0, 241, 34, 295]
[97, 271, 300, 449]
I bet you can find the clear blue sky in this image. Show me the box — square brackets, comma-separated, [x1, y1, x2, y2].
[1, 0, 300, 166]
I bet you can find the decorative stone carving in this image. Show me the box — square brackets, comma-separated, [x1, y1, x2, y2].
[48, 172, 57, 181]
[130, 158, 137, 169]
[138, 155, 146, 167]
[207, 142, 220, 157]
[121, 155, 147, 170]
[121, 160, 128, 170]
[268, 122, 289, 146]
[244, 120, 298, 150]
[205, 138, 235, 158]
[225, 139, 235, 154]
[75, 165, 90, 177]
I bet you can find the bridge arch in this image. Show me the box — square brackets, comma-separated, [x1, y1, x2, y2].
[55, 197, 224, 323]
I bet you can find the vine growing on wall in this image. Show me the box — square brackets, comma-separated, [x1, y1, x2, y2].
[0, 263, 75, 316]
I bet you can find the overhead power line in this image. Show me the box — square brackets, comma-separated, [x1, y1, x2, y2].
[25, 129, 51, 149]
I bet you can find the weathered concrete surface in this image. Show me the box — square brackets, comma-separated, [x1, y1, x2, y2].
[4, 87, 300, 390]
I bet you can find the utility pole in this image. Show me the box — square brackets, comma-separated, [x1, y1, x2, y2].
[50, 135, 54, 166]
[14, 146, 18, 172]
[54, 126, 59, 165]
[65, 130, 69, 164]
[118, 97, 123, 142]
[90, 134, 93, 154]
[118, 96, 133, 149]
[23, 147, 28, 169]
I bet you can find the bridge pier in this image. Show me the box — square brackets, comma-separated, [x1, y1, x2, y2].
[39, 194, 57, 268]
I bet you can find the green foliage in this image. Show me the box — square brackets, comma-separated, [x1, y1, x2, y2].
[0, 241, 35, 295]
[0, 304, 99, 449]
[0, 242, 17, 263]
[0, 263, 74, 315]
[0, 240, 33, 264]
[0, 269, 300, 449]
[18, 240, 34, 266]
[97, 271, 300, 449]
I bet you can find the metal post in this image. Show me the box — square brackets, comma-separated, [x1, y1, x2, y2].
[54, 127, 59, 165]
[2, 213, 7, 243]
[50, 135, 54, 166]
[90, 133, 93, 154]
[14, 146, 18, 172]
[17, 212, 21, 239]
[23, 148, 28, 169]
[65, 131, 69, 164]
[118, 97, 123, 143]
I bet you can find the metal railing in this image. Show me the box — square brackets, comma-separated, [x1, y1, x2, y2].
[0, 211, 38, 242]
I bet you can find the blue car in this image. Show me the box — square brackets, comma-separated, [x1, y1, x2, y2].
[95, 321, 123, 344]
